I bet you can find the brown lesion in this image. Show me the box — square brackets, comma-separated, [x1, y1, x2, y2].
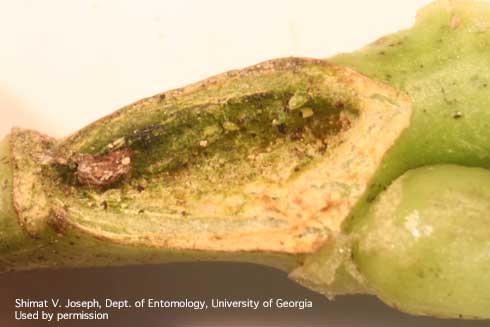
[74, 149, 132, 187]
[16, 58, 410, 257]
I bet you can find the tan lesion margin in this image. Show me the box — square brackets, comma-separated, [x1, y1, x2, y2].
[10, 58, 411, 257]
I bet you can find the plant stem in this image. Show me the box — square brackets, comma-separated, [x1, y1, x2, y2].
[0, 58, 410, 273]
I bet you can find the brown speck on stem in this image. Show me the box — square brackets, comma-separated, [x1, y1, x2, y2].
[452, 111, 463, 119]
[277, 124, 286, 134]
[290, 128, 304, 141]
[449, 15, 461, 29]
[75, 149, 132, 187]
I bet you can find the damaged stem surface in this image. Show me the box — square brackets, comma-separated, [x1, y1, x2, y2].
[1, 58, 410, 272]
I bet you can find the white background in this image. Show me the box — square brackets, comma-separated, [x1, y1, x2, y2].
[0, 0, 432, 138]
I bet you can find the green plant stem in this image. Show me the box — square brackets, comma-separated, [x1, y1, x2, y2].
[0, 58, 410, 273]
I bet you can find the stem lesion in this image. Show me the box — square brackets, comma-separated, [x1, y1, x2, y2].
[74, 149, 132, 188]
[1, 57, 411, 272]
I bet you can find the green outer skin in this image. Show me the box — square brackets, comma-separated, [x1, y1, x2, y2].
[330, 0, 490, 211]
[296, 0, 490, 278]
[290, 0, 490, 319]
[0, 136, 34, 262]
[353, 165, 490, 319]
